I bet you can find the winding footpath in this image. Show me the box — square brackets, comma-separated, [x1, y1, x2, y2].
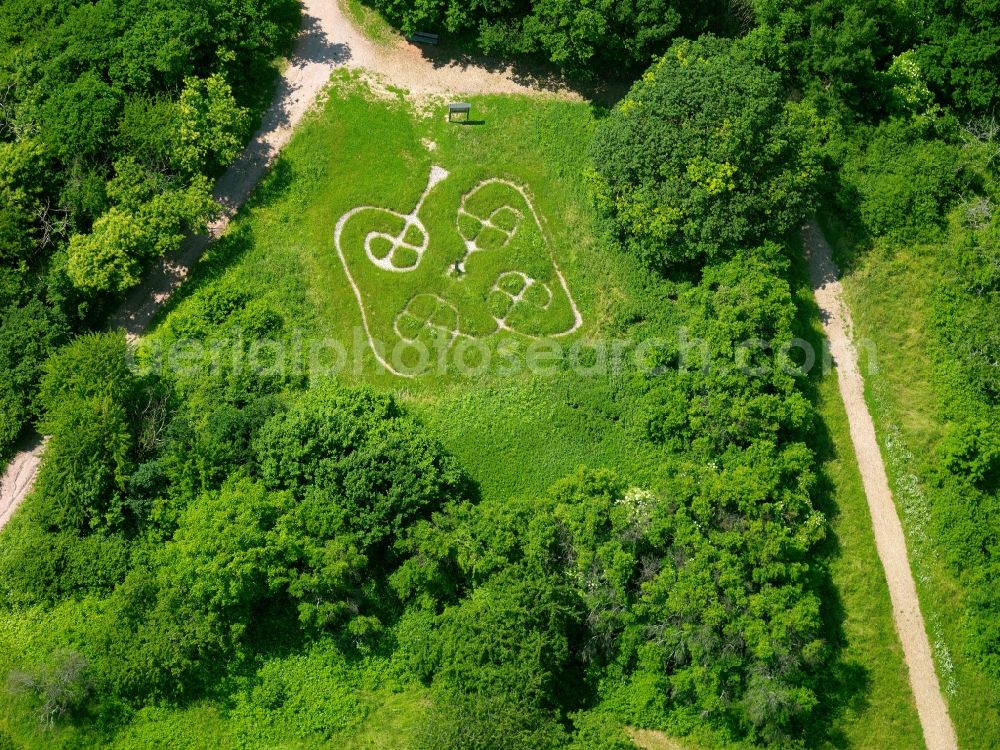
[803, 221, 958, 750]
[0, 5, 959, 748]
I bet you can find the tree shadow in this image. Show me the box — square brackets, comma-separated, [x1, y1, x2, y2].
[815, 169, 870, 276]
[786, 236, 875, 747]
[405, 36, 631, 107]
[143, 222, 260, 332]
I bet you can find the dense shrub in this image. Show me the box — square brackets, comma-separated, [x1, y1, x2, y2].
[370, 0, 729, 75]
[398, 462, 825, 742]
[590, 35, 819, 271]
[416, 689, 568, 750]
[0, 298, 67, 457]
[32, 333, 139, 532]
[926, 209, 1000, 680]
[835, 117, 962, 242]
[910, 0, 1000, 117]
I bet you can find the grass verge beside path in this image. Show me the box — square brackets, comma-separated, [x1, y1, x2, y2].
[340, 0, 398, 47]
[820, 212, 1000, 748]
[787, 245, 925, 749]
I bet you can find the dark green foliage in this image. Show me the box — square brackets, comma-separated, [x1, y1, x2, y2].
[87, 479, 293, 701]
[0, 298, 67, 457]
[633, 244, 813, 456]
[910, 0, 1000, 117]
[256, 384, 467, 550]
[4, 0, 994, 741]
[750, 0, 998, 121]
[425, 567, 582, 707]
[370, 0, 727, 75]
[750, 0, 908, 113]
[0, 140, 52, 267]
[0, 0, 298, 449]
[39, 72, 122, 161]
[835, 117, 962, 242]
[255, 383, 468, 629]
[590, 36, 819, 271]
[397, 462, 825, 742]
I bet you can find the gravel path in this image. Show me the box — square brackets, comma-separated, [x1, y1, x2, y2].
[1, 0, 591, 530]
[803, 220, 957, 750]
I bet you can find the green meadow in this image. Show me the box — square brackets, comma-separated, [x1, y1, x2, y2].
[147, 74, 665, 503]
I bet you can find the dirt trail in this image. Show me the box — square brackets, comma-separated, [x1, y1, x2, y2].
[0, 0, 597, 530]
[803, 221, 957, 750]
[0, 433, 45, 529]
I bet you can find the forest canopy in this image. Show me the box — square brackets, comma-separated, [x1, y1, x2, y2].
[590, 35, 819, 271]
[0, 0, 299, 458]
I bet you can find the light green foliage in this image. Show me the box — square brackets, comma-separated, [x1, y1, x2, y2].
[176, 74, 251, 177]
[7, 649, 92, 728]
[228, 644, 374, 742]
[66, 209, 148, 293]
[67, 162, 216, 292]
[34, 332, 138, 532]
[591, 35, 819, 270]
[157, 478, 292, 614]
[567, 712, 635, 750]
[886, 51, 934, 115]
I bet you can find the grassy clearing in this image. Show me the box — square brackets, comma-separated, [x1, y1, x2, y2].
[136, 79, 926, 747]
[821, 212, 1000, 748]
[148, 72, 662, 503]
[0, 77, 936, 749]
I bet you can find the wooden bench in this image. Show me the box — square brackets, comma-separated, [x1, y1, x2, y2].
[407, 31, 439, 45]
[448, 102, 471, 122]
